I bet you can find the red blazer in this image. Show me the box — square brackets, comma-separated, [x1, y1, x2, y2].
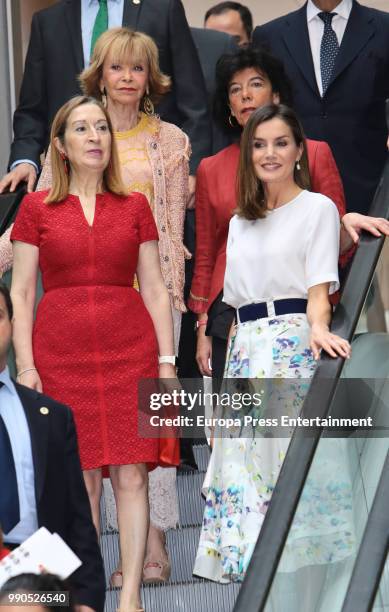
[189, 139, 348, 314]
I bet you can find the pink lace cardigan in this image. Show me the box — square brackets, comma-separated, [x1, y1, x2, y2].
[1, 117, 190, 312]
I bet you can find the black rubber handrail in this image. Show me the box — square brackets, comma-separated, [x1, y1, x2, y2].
[341, 450, 389, 612]
[0, 184, 27, 236]
[233, 155, 389, 612]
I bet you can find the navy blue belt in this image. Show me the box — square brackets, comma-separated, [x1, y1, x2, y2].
[238, 298, 307, 323]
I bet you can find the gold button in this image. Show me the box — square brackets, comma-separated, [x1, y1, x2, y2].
[40, 407, 49, 415]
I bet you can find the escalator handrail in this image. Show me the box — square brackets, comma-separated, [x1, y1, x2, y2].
[341, 450, 389, 612]
[0, 184, 27, 236]
[233, 155, 389, 612]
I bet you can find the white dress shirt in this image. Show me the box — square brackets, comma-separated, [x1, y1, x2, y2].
[306, 0, 353, 96]
[81, 0, 124, 67]
[0, 367, 38, 544]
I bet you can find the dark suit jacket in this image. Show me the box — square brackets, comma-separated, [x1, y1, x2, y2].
[14, 382, 105, 612]
[253, 1, 389, 214]
[10, 0, 210, 174]
[191, 28, 237, 154]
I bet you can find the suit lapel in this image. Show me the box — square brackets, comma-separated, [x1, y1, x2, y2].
[281, 6, 319, 97]
[64, 0, 84, 72]
[122, 0, 143, 30]
[328, 2, 375, 89]
[15, 384, 49, 505]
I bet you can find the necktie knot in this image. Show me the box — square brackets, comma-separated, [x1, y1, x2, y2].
[99, 0, 108, 5]
[318, 11, 337, 27]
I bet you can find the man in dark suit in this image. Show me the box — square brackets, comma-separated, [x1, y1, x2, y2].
[0, 0, 210, 201]
[191, 27, 237, 155]
[253, 0, 389, 214]
[0, 283, 105, 612]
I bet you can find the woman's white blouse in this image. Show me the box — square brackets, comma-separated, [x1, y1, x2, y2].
[223, 190, 340, 309]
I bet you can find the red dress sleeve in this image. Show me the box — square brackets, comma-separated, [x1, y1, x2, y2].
[133, 193, 159, 243]
[10, 192, 42, 246]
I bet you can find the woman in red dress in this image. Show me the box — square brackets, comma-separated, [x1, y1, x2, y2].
[10, 96, 176, 612]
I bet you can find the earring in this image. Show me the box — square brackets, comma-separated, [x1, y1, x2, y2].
[296, 160, 301, 171]
[60, 152, 69, 175]
[228, 113, 236, 127]
[100, 87, 107, 108]
[143, 95, 154, 116]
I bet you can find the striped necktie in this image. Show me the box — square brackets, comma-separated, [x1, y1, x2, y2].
[0, 400, 20, 534]
[318, 12, 339, 95]
[90, 0, 109, 58]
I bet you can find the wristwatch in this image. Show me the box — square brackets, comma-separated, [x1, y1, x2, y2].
[158, 355, 176, 366]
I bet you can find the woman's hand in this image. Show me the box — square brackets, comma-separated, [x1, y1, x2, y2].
[196, 327, 212, 376]
[342, 212, 389, 244]
[17, 368, 42, 392]
[310, 323, 351, 361]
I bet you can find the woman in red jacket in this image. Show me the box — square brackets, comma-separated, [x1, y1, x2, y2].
[189, 47, 389, 380]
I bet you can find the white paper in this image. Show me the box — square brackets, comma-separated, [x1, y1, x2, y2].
[0, 527, 81, 588]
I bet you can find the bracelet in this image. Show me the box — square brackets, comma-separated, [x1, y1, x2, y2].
[158, 356, 176, 366]
[17, 367, 37, 378]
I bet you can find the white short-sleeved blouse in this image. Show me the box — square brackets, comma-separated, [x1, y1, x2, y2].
[223, 190, 340, 310]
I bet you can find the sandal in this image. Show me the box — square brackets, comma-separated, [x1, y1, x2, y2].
[142, 559, 171, 584]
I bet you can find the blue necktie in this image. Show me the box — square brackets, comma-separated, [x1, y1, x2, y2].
[0, 397, 20, 534]
[319, 12, 339, 95]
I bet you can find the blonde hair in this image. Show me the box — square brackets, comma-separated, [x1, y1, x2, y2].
[45, 96, 128, 203]
[79, 27, 171, 107]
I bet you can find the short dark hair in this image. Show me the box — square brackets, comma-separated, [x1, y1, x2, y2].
[237, 104, 310, 220]
[0, 574, 73, 611]
[213, 46, 293, 135]
[0, 282, 13, 320]
[205, 2, 253, 40]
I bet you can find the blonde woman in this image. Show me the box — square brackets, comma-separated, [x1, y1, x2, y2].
[5, 28, 189, 585]
[10, 95, 177, 612]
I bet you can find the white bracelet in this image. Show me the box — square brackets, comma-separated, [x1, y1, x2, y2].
[17, 367, 37, 378]
[158, 356, 176, 366]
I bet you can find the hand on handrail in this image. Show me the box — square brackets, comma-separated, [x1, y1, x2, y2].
[0, 163, 36, 195]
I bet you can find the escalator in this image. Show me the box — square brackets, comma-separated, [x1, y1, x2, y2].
[234, 159, 389, 612]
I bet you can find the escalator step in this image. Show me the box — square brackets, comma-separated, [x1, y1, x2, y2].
[105, 580, 240, 612]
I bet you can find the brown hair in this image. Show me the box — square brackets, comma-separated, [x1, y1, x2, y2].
[45, 96, 127, 203]
[237, 104, 311, 220]
[79, 27, 171, 107]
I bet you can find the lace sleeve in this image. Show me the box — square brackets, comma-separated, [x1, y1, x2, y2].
[36, 145, 53, 191]
[0, 226, 14, 277]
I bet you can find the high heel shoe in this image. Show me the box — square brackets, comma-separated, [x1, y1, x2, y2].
[142, 558, 171, 584]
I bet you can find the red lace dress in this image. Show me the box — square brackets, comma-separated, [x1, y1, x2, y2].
[11, 190, 159, 470]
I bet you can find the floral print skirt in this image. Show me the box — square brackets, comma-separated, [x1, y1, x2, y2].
[193, 314, 354, 583]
